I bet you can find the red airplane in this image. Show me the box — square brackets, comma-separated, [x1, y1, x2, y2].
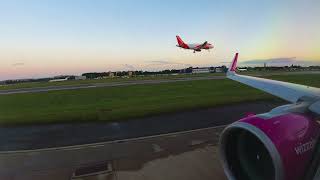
[176, 35, 214, 53]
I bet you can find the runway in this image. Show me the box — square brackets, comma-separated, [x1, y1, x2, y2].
[0, 76, 225, 95]
[0, 100, 283, 151]
[0, 100, 284, 180]
[0, 81, 286, 180]
[0, 126, 227, 180]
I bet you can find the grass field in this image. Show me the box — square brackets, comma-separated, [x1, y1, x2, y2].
[1, 70, 315, 91]
[0, 73, 225, 91]
[0, 74, 319, 125]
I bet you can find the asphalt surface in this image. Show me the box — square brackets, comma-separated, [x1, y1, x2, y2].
[0, 76, 225, 95]
[0, 126, 227, 180]
[0, 100, 284, 151]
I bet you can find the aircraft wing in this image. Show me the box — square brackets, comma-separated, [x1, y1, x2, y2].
[227, 53, 320, 114]
[195, 41, 208, 50]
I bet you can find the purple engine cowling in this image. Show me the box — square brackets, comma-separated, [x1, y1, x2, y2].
[219, 112, 320, 180]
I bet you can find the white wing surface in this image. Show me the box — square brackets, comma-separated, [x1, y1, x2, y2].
[227, 53, 320, 114]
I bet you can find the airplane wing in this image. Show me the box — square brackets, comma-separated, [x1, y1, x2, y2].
[195, 41, 208, 50]
[227, 53, 320, 114]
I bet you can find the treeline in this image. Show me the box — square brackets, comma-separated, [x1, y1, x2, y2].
[2, 65, 319, 85]
[2, 78, 52, 85]
[82, 72, 111, 79]
[243, 65, 320, 71]
[82, 69, 182, 79]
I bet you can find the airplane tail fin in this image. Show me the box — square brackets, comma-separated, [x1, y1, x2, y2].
[227, 53, 239, 76]
[176, 35, 186, 47]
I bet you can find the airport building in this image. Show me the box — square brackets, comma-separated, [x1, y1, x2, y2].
[75, 76, 87, 80]
[109, 72, 115, 78]
[191, 67, 226, 74]
[192, 67, 210, 74]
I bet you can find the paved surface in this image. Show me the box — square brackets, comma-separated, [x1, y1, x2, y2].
[0, 76, 225, 95]
[0, 126, 226, 180]
[0, 100, 285, 180]
[0, 100, 284, 151]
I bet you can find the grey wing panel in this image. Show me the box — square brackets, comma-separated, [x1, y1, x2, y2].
[309, 101, 320, 114]
[228, 74, 320, 103]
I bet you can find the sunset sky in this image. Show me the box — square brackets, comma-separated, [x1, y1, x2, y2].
[0, 0, 319, 80]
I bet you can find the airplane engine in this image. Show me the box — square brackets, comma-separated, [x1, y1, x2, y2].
[219, 112, 320, 180]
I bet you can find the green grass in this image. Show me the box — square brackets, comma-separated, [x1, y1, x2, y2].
[0, 74, 319, 125]
[0, 73, 224, 90]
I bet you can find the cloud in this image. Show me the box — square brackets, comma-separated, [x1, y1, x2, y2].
[146, 59, 192, 67]
[12, 62, 25, 67]
[147, 60, 178, 65]
[243, 57, 296, 64]
[242, 57, 319, 66]
[122, 64, 135, 70]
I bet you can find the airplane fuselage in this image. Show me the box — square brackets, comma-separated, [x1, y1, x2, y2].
[177, 43, 214, 51]
[176, 35, 214, 53]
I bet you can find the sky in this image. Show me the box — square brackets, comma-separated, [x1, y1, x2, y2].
[0, 0, 319, 80]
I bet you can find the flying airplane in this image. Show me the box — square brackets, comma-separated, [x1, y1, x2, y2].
[219, 53, 320, 180]
[176, 35, 213, 53]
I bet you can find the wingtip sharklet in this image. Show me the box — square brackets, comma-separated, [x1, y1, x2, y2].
[227, 53, 239, 76]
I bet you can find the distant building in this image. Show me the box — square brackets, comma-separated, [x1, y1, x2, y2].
[238, 68, 248, 72]
[192, 67, 210, 74]
[109, 72, 115, 77]
[215, 67, 224, 73]
[128, 71, 133, 76]
[49, 77, 69, 82]
[75, 76, 86, 80]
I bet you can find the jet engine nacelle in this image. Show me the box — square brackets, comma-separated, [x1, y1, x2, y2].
[219, 112, 320, 180]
